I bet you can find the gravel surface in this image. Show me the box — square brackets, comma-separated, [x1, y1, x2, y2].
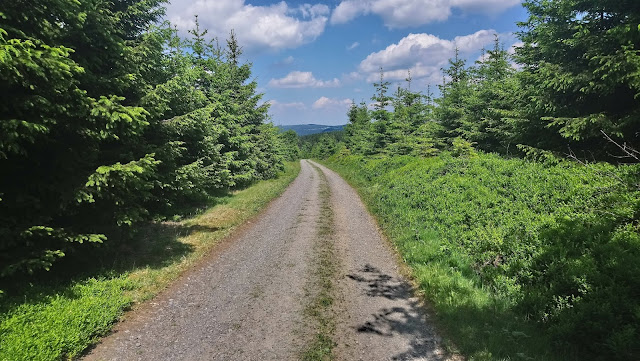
[84, 160, 448, 361]
[310, 161, 447, 361]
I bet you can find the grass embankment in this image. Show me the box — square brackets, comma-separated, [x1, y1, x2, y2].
[0, 161, 301, 361]
[323, 154, 639, 361]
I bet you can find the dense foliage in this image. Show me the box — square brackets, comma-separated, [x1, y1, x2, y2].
[278, 129, 302, 161]
[517, 0, 640, 155]
[299, 131, 346, 159]
[0, 2, 288, 281]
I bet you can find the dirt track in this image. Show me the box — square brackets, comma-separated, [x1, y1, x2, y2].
[84, 160, 447, 361]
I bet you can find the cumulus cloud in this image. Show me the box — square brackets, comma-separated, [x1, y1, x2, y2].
[268, 100, 307, 109]
[451, 0, 520, 13]
[166, 0, 329, 52]
[343, 71, 363, 81]
[268, 71, 341, 88]
[331, 0, 521, 28]
[298, 3, 331, 18]
[312, 97, 352, 110]
[358, 30, 499, 83]
[347, 41, 360, 50]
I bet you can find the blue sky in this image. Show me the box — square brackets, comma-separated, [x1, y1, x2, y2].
[164, 0, 529, 126]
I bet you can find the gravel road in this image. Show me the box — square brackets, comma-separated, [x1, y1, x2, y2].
[84, 160, 448, 361]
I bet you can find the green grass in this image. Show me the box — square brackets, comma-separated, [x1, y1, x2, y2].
[302, 165, 338, 361]
[322, 154, 640, 361]
[0, 277, 133, 360]
[0, 161, 301, 361]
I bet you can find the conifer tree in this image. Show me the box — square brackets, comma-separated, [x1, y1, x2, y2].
[344, 101, 374, 154]
[0, 0, 166, 276]
[370, 68, 393, 152]
[387, 73, 436, 155]
[435, 48, 471, 144]
[461, 35, 520, 153]
[517, 0, 640, 159]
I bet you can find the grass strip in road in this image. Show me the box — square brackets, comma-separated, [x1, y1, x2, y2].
[301, 164, 338, 361]
[0, 161, 301, 361]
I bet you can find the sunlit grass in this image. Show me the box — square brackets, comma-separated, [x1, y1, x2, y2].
[321, 154, 631, 361]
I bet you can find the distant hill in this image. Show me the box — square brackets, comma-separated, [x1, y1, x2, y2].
[278, 124, 345, 136]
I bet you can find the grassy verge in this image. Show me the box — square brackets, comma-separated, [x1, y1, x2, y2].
[0, 161, 301, 361]
[321, 154, 640, 361]
[302, 165, 338, 361]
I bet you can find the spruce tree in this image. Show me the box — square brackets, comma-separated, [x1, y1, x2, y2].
[461, 35, 520, 153]
[0, 0, 166, 276]
[370, 68, 393, 152]
[435, 48, 471, 144]
[517, 0, 640, 159]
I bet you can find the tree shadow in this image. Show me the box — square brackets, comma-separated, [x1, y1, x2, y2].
[514, 214, 640, 360]
[347, 264, 446, 360]
[90, 222, 222, 273]
[0, 221, 215, 311]
[347, 264, 406, 300]
[160, 188, 233, 221]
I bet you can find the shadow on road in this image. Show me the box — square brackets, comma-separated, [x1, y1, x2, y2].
[347, 264, 444, 361]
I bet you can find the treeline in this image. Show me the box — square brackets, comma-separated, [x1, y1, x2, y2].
[337, 0, 640, 160]
[0, 2, 291, 280]
[309, 1, 640, 359]
[299, 131, 345, 159]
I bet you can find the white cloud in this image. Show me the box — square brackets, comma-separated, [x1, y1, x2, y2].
[268, 71, 341, 88]
[451, 0, 520, 13]
[273, 55, 295, 67]
[331, 0, 521, 28]
[268, 100, 306, 109]
[267, 100, 307, 116]
[298, 3, 331, 18]
[166, 0, 329, 52]
[343, 71, 363, 81]
[347, 41, 360, 50]
[357, 30, 501, 85]
[331, 1, 368, 25]
[312, 97, 352, 109]
[508, 41, 524, 55]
